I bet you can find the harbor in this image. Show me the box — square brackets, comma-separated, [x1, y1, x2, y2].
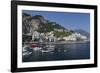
[22, 41, 90, 62]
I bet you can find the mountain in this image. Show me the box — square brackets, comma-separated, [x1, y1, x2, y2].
[22, 13, 70, 35]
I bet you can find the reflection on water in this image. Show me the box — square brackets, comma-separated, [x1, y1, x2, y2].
[22, 42, 90, 62]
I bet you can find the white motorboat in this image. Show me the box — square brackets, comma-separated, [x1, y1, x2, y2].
[40, 49, 53, 53]
[22, 45, 33, 57]
[32, 47, 42, 51]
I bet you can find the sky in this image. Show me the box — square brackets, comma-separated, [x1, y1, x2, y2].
[22, 10, 90, 33]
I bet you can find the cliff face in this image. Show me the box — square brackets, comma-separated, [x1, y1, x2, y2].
[22, 14, 43, 34]
[22, 13, 69, 35]
[22, 13, 31, 34]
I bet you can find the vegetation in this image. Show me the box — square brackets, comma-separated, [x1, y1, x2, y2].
[54, 31, 72, 37]
[23, 13, 73, 37]
[37, 22, 55, 33]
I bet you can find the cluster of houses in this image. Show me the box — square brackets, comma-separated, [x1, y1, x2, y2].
[31, 30, 87, 43]
[32, 31, 57, 42]
[63, 33, 87, 41]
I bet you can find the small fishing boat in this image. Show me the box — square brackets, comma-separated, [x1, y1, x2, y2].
[30, 43, 39, 48]
[32, 47, 42, 51]
[22, 45, 33, 57]
[40, 44, 55, 53]
[40, 49, 53, 53]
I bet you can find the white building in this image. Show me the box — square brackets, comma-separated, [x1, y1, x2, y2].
[63, 34, 77, 41]
[32, 31, 40, 41]
[47, 31, 57, 42]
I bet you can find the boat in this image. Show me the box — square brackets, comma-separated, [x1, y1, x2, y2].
[30, 43, 39, 48]
[40, 44, 55, 53]
[40, 49, 53, 53]
[22, 45, 33, 58]
[32, 47, 42, 51]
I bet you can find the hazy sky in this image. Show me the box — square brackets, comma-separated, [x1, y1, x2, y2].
[23, 10, 90, 32]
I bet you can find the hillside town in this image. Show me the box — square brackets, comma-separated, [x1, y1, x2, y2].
[22, 13, 89, 43]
